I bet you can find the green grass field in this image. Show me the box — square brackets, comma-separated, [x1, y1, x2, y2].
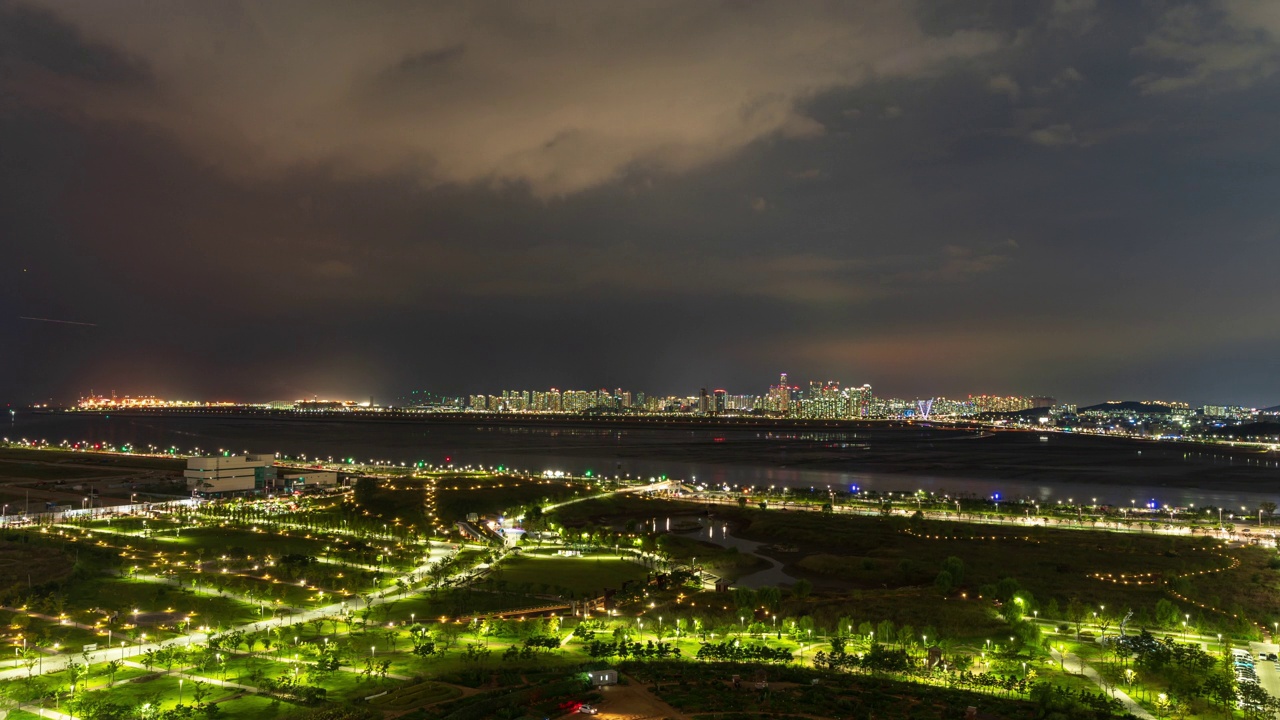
[493, 554, 649, 596]
[369, 680, 461, 709]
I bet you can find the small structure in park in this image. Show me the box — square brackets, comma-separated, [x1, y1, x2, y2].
[587, 669, 617, 687]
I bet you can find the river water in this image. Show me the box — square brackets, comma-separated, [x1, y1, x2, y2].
[5, 411, 1279, 510]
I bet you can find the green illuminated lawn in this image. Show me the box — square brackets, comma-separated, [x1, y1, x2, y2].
[493, 554, 649, 597]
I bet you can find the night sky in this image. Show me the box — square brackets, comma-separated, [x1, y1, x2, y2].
[4, 1, 1280, 406]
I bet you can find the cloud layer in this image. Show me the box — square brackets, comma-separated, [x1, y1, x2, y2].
[6, 0, 1280, 406]
[25, 1, 1001, 197]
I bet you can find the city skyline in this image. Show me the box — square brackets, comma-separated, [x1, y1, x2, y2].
[67, 372, 1264, 420]
[29, 365, 1280, 413]
[7, 2, 1280, 407]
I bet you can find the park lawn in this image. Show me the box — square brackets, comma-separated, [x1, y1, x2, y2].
[368, 680, 462, 710]
[85, 516, 185, 535]
[174, 572, 328, 609]
[77, 673, 304, 719]
[387, 648, 581, 679]
[311, 666, 398, 701]
[75, 672, 217, 709]
[655, 533, 768, 582]
[1043, 635, 1236, 720]
[210, 691, 303, 720]
[383, 589, 552, 621]
[12, 616, 107, 652]
[29, 660, 153, 694]
[192, 654, 296, 685]
[805, 588, 1009, 644]
[548, 492, 665, 526]
[87, 662, 151, 688]
[62, 576, 260, 629]
[493, 554, 648, 597]
[432, 475, 592, 524]
[0, 541, 76, 589]
[148, 526, 338, 558]
[579, 498, 1274, 639]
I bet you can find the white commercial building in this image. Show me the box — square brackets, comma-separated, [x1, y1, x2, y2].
[185, 454, 276, 495]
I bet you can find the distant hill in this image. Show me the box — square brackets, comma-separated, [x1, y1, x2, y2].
[1078, 401, 1173, 414]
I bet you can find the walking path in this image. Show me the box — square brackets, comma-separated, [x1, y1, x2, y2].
[1049, 648, 1154, 720]
[0, 548, 457, 682]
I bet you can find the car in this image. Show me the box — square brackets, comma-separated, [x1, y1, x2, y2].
[1269, 653, 1278, 661]
[578, 705, 599, 715]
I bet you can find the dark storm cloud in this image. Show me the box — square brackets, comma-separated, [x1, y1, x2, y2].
[0, 0, 150, 87]
[5, 0, 1280, 406]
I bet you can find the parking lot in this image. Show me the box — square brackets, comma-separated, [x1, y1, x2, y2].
[1248, 641, 1280, 699]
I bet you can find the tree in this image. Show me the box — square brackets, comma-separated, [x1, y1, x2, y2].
[934, 570, 954, 596]
[1261, 501, 1277, 525]
[192, 680, 212, 705]
[103, 660, 122, 688]
[876, 620, 895, 646]
[1237, 681, 1279, 720]
[1066, 599, 1086, 640]
[1154, 599, 1181, 629]
[941, 556, 965, 585]
[792, 579, 812, 600]
[66, 661, 87, 696]
[756, 586, 782, 613]
[20, 649, 38, 678]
